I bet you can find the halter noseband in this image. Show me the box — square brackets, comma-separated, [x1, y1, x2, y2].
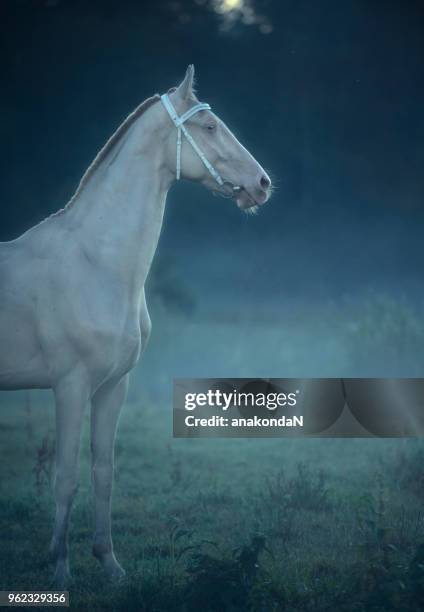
[160, 93, 224, 186]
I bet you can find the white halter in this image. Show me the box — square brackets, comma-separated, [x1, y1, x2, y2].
[160, 93, 224, 186]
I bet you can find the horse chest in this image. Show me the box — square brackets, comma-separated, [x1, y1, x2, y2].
[72, 307, 142, 385]
[99, 320, 141, 376]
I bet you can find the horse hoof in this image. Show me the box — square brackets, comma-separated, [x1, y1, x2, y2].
[98, 553, 126, 582]
[108, 564, 126, 583]
[51, 564, 72, 589]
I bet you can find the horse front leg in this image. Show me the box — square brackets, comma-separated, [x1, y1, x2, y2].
[90, 375, 128, 581]
[50, 369, 90, 587]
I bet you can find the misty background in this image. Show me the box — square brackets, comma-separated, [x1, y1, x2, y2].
[2, 3, 424, 606]
[1, 0, 423, 400]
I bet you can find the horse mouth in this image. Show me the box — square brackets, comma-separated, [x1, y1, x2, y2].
[233, 187, 258, 211]
[213, 182, 261, 212]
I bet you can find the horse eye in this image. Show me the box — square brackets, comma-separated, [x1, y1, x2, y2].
[206, 124, 216, 132]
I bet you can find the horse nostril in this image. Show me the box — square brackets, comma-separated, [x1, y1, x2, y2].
[260, 175, 271, 190]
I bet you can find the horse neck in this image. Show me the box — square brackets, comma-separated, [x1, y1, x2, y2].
[66, 106, 173, 295]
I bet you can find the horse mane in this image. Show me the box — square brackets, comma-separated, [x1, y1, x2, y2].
[52, 93, 161, 216]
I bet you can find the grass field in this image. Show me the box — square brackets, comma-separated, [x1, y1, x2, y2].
[1, 294, 424, 611]
[1, 390, 424, 611]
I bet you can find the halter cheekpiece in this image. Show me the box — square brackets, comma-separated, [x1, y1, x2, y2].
[160, 93, 224, 186]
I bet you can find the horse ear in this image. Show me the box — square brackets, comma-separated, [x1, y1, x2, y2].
[176, 64, 195, 100]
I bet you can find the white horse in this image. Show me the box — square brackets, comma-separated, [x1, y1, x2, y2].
[0, 65, 271, 586]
